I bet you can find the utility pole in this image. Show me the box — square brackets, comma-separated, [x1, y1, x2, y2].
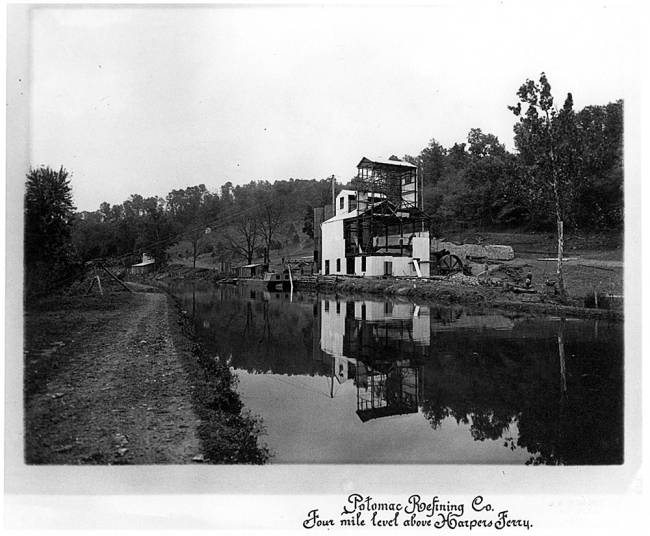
[331, 174, 336, 210]
[419, 164, 424, 210]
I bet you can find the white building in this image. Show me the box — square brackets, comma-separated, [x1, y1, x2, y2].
[320, 156, 431, 277]
[130, 253, 156, 275]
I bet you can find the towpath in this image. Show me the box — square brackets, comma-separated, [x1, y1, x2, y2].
[24, 291, 202, 464]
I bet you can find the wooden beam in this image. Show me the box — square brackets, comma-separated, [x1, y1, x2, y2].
[99, 262, 135, 293]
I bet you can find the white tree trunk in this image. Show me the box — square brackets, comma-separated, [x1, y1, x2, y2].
[557, 219, 567, 300]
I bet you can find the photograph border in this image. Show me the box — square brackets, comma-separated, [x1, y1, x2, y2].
[3, 0, 645, 530]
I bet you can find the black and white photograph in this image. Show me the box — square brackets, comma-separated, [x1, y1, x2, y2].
[3, 0, 645, 532]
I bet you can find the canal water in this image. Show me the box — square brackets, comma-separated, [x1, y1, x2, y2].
[171, 281, 623, 465]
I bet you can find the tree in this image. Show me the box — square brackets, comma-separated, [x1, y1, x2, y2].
[464, 129, 521, 226]
[166, 185, 218, 268]
[224, 215, 259, 264]
[134, 196, 175, 266]
[302, 205, 314, 239]
[256, 186, 286, 265]
[417, 138, 447, 186]
[573, 100, 624, 229]
[223, 185, 261, 264]
[24, 166, 77, 292]
[509, 72, 578, 300]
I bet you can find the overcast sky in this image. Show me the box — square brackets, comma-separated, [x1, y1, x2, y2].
[28, 3, 634, 211]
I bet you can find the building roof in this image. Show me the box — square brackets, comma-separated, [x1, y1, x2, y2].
[131, 260, 156, 267]
[322, 208, 360, 224]
[238, 263, 264, 268]
[357, 156, 417, 169]
[336, 189, 356, 197]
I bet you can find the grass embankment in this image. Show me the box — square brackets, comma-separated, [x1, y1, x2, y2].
[24, 288, 268, 464]
[296, 275, 622, 320]
[168, 295, 269, 463]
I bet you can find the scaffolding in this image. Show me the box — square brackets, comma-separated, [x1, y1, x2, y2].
[343, 157, 430, 259]
[355, 156, 419, 211]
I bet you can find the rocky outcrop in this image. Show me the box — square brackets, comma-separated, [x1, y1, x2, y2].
[432, 239, 515, 262]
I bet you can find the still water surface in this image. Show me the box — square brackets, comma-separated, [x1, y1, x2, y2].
[171, 281, 623, 465]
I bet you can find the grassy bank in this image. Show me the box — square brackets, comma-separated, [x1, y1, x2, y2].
[296, 276, 622, 320]
[167, 294, 269, 463]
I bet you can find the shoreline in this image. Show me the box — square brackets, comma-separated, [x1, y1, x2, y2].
[164, 289, 270, 464]
[296, 276, 623, 321]
[145, 265, 623, 321]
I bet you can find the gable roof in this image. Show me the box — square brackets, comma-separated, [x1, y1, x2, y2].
[357, 156, 417, 169]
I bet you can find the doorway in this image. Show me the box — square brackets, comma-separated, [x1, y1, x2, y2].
[346, 257, 355, 275]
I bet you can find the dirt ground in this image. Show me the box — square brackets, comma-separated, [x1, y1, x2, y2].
[24, 292, 202, 463]
[24, 288, 268, 464]
[475, 230, 623, 297]
[503, 257, 623, 298]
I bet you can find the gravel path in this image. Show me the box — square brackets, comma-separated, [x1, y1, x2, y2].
[25, 292, 202, 464]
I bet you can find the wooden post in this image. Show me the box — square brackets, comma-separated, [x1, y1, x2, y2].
[85, 277, 96, 295]
[287, 262, 294, 301]
[96, 275, 104, 296]
[419, 164, 424, 210]
[558, 318, 567, 397]
[99, 263, 134, 293]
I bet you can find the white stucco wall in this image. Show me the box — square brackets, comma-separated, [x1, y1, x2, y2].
[360, 256, 414, 277]
[412, 234, 430, 261]
[320, 298, 346, 357]
[321, 219, 346, 274]
[412, 311, 431, 345]
[335, 189, 357, 216]
[322, 219, 431, 278]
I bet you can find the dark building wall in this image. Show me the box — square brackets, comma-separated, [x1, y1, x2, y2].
[313, 206, 331, 273]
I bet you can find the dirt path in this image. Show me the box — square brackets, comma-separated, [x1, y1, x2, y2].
[25, 292, 202, 464]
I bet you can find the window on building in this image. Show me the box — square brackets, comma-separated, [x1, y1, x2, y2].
[324, 301, 329, 312]
[314, 250, 319, 262]
[339, 197, 344, 210]
[336, 302, 341, 314]
[336, 258, 341, 272]
[361, 256, 366, 272]
[325, 260, 330, 275]
[404, 174, 413, 185]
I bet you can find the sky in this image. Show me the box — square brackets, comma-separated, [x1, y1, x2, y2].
[27, 2, 635, 211]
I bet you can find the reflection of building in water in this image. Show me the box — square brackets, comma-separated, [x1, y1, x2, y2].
[320, 299, 430, 358]
[355, 361, 421, 422]
[317, 297, 428, 421]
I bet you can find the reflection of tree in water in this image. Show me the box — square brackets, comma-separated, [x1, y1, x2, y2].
[419, 319, 623, 465]
[175, 282, 324, 376]
[469, 412, 514, 442]
[419, 395, 450, 430]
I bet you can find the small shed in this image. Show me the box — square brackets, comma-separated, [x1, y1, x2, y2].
[234, 263, 267, 278]
[130, 253, 156, 275]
